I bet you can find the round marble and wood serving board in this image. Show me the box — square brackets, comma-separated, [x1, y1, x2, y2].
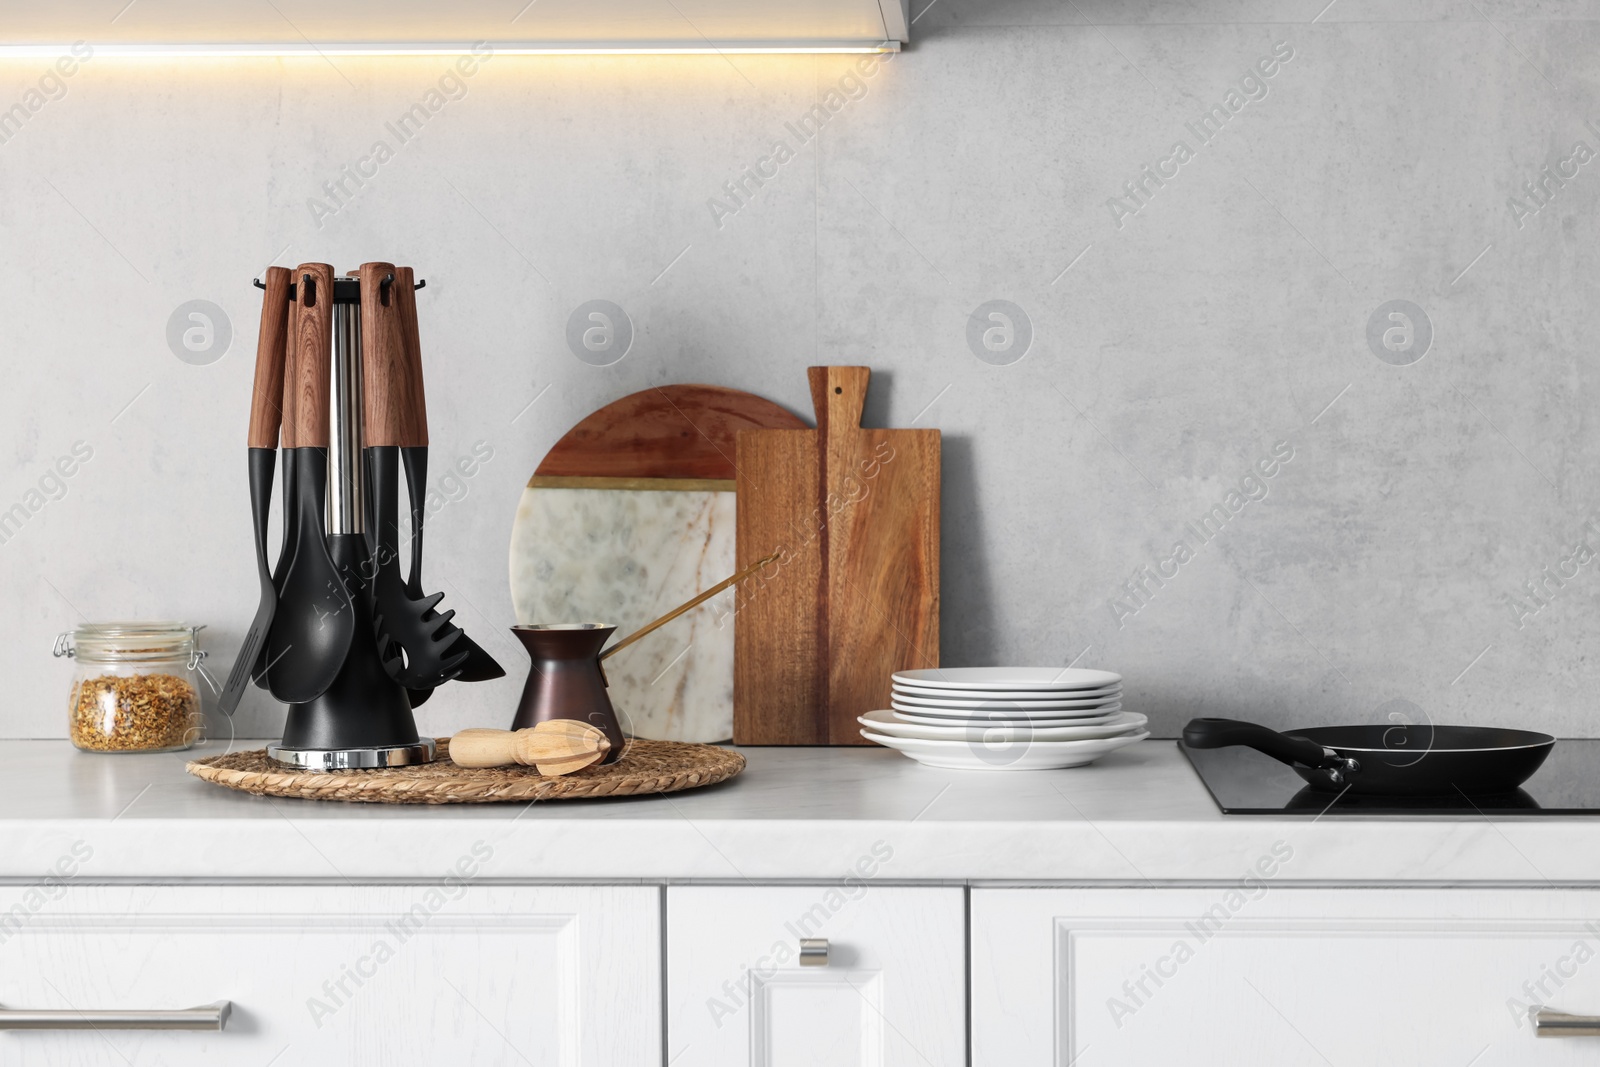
[509, 385, 806, 743]
[187, 738, 745, 804]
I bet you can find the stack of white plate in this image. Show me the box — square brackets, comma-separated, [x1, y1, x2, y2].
[859, 668, 1148, 771]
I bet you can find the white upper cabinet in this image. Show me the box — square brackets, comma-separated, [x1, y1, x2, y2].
[0, 1, 910, 49]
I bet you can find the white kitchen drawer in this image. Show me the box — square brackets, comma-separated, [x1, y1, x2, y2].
[973, 886, 1600, 1066]
[667, 884, 964, 1067]
[0, 883, 659, 1066]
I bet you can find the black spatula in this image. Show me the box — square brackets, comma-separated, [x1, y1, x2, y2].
[218, 266, 290, 717]
[250, 438, 295, 689]
[251, 287, 299, 689]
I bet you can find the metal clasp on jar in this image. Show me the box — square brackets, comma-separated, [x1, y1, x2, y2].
[52, 632, 74, 658]
[186, 627, 220, 695]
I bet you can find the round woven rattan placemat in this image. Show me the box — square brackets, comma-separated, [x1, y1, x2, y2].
[186, 737, 745, 804]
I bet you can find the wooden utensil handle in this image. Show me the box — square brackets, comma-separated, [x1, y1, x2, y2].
[282, 284, 301, 439]
[392, 265, 429, 447]
[247, 266, 291, 449]
[357, 262, 406, 447]
[284, 263, 335, 448]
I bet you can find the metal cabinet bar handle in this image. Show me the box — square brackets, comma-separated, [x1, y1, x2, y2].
[0, 1001, 231, 1031]
[1535, 1009, 1600, 1037]
[799, 938, 829, 966]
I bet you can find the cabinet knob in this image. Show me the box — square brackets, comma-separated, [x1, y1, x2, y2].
[799, 938, 829, 966]
[1536, 1010, 1600, 1037]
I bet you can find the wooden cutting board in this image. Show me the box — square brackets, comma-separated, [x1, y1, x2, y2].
[509, 385, 806, 743]
[734, 366, 940, 744]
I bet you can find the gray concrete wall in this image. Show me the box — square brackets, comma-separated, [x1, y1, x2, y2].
[3, 0, 1595, 740]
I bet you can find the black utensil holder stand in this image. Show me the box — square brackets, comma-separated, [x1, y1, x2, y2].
[266, 272, 434, 771]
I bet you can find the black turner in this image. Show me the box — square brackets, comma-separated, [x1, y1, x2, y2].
[218, 266, 290, 717]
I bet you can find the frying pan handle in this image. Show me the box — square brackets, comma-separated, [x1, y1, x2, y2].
[1182, 717, 1345, 774]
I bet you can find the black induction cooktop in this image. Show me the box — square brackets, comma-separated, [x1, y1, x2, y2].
[1181, 738, 1600, 815]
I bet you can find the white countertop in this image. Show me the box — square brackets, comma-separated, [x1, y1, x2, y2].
[2, 740, 1596, 885]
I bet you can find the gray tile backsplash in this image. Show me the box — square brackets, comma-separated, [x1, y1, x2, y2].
[4, 1, 1598, 739]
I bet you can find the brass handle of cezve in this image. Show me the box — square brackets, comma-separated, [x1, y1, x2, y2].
[283, 263, 335, 449]
[601, 551, 780, 662]
[391, 265, 429, 448]
[247, 266, 290, 449]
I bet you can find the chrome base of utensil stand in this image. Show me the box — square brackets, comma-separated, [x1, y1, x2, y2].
[266, 739, 436, 772]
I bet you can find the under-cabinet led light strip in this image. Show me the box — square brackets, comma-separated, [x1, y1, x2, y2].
[0, 41, 900, 58]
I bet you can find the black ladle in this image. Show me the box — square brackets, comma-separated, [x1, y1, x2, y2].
[264, 264, 356, 705]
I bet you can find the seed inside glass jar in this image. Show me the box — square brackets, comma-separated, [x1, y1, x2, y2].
[70, 673, 199, 752]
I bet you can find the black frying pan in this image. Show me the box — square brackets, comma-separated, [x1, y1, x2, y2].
[1182, 718, 1556, 797]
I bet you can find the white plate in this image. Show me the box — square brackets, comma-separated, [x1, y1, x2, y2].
[890, 707, 1123, 728]
[892, 682, 1121, 704]
[861, 709, 1147, 742]
[892, 667, 1122, 692]
[890, 701, 1122, 722]
[890, 687, 1122, 710]
[860, 729, 1148, 770]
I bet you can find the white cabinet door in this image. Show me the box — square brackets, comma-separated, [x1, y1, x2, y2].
[667, 885, 964, 1067]
[0, 884, 659, 1067]
[973, 886, 1600, 1067]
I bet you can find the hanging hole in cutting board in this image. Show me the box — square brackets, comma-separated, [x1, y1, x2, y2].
[508, 385, 806, 743]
